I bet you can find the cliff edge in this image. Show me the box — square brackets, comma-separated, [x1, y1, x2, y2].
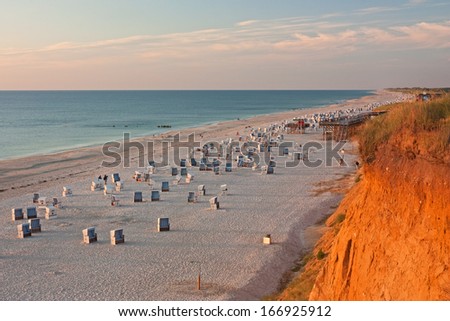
[281, 96, 450, 300]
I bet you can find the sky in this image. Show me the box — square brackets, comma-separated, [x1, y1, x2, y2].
[0, 0, 449, 90]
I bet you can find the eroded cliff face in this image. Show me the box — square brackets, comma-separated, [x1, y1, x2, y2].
[309, 143, 450, 300]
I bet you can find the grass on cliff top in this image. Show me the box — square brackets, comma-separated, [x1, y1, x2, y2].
[359, 96, 450, 164]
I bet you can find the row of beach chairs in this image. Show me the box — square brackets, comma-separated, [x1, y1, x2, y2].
[82, 219, 169, 245]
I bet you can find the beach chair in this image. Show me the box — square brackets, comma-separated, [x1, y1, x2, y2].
[147, 165, 156, 174]
[197, 184, 206, 196]
[260, 166, 267, 175]
[188, 191, 197, 203]
[225, 163, 232, 172]
[180, 159, 187, 167]
[104, 185, 114, 195]
[29, 218, 41, 233]
[213, 166, 220, 175]
[180, 167, 187, 176]
[157, 218, 170, 232]
[38, 197, 47, 206]
[161, 181, 169, 192]
[91, 181, 100, 191]
[112, 173, 121, 183]
[171, 167, 178, 176]
[45, 206, 56, 219]
[263, 234, 272, 245]
[62, 186, 72, 197]
[269, 160, 276, 168]
[293, 152, 302, 161]
[82, 227, 97, 244]
[144, 173, 150, 182]
[33, 193, 40, 203]
[220, 184, 228, 195]
[151, 190, 160, 201]
[209, 197, 219, 210]
[267, 166, 274, 174]
[190, 158, 198, 167]
[110, 229, 125, 245]
[111, 195, 120, 206]
[115, 181, 123, 192]
[283, 147, 289, 155]
[148, 160, 156, 167]
[237, 155, 244, 167]
[199, 163, 207, 171]
[26, 206, 37, 219]
[17, 223, 32, 238]
[134, 191, 143, 203]
[52, 197, 62, 208]
[173, 175, 182, 185]
[134, 172, 143, 182]
[206, 163, 213, 171]
[11, 208, 24, 221]
[186, 173, 193, 184]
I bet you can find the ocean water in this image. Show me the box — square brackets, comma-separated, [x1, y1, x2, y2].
[0, 90, 373, 160]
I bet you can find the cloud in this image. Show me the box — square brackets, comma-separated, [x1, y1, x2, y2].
[392, 21, 450, 48]
[408, 0, 427, 5]
[1, 11, 450, 70]
[236, 20, 259, 27]
[355, 6, 399, 15]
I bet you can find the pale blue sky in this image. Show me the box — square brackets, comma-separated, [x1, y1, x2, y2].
[0, 0, 449, 89]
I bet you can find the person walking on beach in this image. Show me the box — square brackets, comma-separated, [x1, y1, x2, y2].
[103, 174, 108, 185]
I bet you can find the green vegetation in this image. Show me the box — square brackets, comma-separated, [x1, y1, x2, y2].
[359, 96, 450, 164]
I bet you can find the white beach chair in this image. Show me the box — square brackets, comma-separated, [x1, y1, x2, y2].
[220, 184, 228, 195]
[62, 186, 72, 197]
[115, 181, 124, 192]
[82, 227, 97, 244]
[197, 184, 206, 197]
[209, 196, 219, 210]
[11, 208, 24, 221]
[52, 197, 62, 208]
[38, 197, 47, 206]
[110, 229, 125, 245]
[17, 223, 32, 238]
[45, 205, 57, 219]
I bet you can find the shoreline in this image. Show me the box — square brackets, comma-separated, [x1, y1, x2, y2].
[0, 89, 400, 201]
[0, 89, 411, 301]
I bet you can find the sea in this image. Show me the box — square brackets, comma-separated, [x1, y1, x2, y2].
[0, 90, 373, 160]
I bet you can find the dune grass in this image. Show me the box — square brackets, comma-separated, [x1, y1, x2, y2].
[359, 96, 450, 163]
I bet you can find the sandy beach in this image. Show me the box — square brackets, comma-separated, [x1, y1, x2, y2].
[0, 90, 407, 300]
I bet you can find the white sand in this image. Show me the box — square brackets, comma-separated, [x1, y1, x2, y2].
[0, 90, 408, 300]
